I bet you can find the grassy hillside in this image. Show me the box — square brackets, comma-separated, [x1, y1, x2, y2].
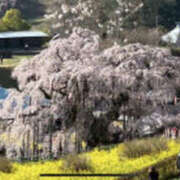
[0, 137, 180, 180]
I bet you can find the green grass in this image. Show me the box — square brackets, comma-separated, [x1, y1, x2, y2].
[0, 55, 33, 68]
[29, 17, 46, 26]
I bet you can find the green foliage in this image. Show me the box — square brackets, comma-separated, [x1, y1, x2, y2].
[171, 47, 180, 57]
[62, 155, 93, 172]
[0, 20, 8, 32]
[122, 137, 168, 158]
[140, 0, 178, 29]
[0, 9, 31, 31]
[0, 157, 13, 173]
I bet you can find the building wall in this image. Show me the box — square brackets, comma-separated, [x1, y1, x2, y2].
[0, 37, 46, 50]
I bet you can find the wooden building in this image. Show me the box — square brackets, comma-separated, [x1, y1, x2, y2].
[0, 31, 49, 57]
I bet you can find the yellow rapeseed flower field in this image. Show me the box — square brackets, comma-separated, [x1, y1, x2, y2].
[0, 140, 180, 180]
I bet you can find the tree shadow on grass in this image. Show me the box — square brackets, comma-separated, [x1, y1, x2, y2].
[0, 67, 17, 89]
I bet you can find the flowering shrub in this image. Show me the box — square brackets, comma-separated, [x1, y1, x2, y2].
[0, 157, 13, 173]
[122, 137, 168, 158]
[62, 155, 93, 172]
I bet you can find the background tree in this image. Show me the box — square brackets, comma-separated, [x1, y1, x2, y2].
[0, 0, 45, 19]
[45, 0, 142, 36]
[140, 0, 178, 29]
[2, 9, 31, 31]
[0, 20, 8, 32]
